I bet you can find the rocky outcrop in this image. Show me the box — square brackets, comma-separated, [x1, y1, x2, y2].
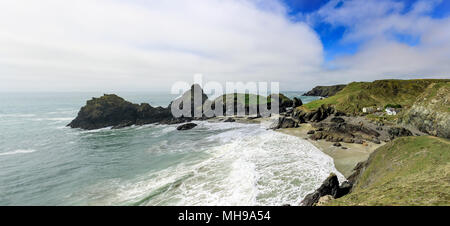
[224, 118, 235, 122]
[303, 85, 346, 97]
[292, 105, 337, 123]
[273, 117, 298, 129]
[176, 123, 197, 130]
[309, 120, 381, 144]
[270, 93, 293, 109]
[388, 127, 413, 140]
[292, 97, 303, 108]
[67, 94, 173, 130]
[402, 82, 450, 139]
[170, 84, 209, 119]
[300, 173, 352, 206]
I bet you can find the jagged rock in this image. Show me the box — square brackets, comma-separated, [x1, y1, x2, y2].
[171, 84, 209, 119]
[67, 94, 173, 130]
[303, 85, 346, 97]
[274, 117, 298, 129]
[293, 105, 336, 123]
[388, 127, 413, 140]
[300, 173, 352, 206]
[402, 82, 450, 139]
[330, 117, 345, 123]
[310, 131, 323, 140]
[292, 97, 303, 108]
[307, 130, 315, 135]
[333, 142, 342, 147]
[224, 118, 236, 122]
[177, 123, 197, 130]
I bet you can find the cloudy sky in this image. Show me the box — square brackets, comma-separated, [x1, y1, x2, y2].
[1, 0, 449, 92]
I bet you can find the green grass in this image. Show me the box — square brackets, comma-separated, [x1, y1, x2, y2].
[303, 79, 450, 114]
[215, 93, 270, 106]
[329, 136, 450, 206]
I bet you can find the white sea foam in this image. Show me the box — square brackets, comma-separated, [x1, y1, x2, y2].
[0, 149, 37, 156]
[80, 122, 344, 206]
[0, 113, 36, 118]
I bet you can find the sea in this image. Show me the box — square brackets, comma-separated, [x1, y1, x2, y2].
[0, 91, 344, 206]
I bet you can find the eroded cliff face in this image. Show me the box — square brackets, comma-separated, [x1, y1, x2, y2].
[402, 82, 450, 139]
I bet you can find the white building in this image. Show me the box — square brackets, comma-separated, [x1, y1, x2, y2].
[363, 107, 375, 113]
[385, 107, 398, 116]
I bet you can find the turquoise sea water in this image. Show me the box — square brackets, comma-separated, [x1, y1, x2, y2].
[0, 92, 343, 206]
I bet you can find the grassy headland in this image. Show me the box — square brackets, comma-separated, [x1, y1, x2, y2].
[329, 136, 450, 206]
[303, 79, 450, 115]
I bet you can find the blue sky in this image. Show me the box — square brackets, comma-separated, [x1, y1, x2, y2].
[282, 0, 450, 62]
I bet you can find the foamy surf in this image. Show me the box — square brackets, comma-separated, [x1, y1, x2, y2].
[74, 122, 344, 206]
[0, 149, 37, 156]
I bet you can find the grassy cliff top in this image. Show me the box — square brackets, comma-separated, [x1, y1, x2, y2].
[214, 93, 271, 106]
[329, 136, 450, 206]
[303, 79, 450, 114]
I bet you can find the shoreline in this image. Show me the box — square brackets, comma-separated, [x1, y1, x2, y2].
[207, 115, 383, 178]
[277, 124, 384, 178]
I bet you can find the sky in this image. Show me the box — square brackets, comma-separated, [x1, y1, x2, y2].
[0, 0, 449, 92]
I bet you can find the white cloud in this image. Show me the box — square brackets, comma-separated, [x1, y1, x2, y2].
[0, 0, 448, 92]
[0, 0, 323, 92]
[309, 0, 450, 84]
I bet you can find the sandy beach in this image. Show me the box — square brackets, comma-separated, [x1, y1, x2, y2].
[278, 123, 385, 178]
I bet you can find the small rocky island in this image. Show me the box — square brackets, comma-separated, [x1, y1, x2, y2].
[67, 84, 294, 130]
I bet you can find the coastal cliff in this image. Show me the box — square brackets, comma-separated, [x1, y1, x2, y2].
[402, 82, 450, 139]
[297, 79, 450, 206]
[303, 85, 346, 97]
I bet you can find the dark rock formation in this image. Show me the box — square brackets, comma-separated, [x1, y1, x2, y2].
[402, 82, 450, 139]
[309, 121, 380, 144]
[273, 116, 298, 129]
[333, 142, 342, 147]
[300, 173, 352, 206]
[292, 97, 303, 108]
[330, 117, 345, 123]
[224, 118, 235, 122]
[388, 127, 413, 140]
[307, 130, 315, 134]
[176, 123, 197, 130]
[292, 105, 337, 124]
[67, 94, 173, 130]
[170, 84, 209, 119]
[303, 85, 346, 97]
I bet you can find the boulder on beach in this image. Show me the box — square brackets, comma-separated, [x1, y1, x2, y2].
[224, 118, 236, 122]
[177, 123, 197, 130]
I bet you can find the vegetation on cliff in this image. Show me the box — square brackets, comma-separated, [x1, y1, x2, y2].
[329, 136, 450, 206]
[303, 79, 450, 114]
[402, 82, 450, 138]
[303, 85, 347, 97]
